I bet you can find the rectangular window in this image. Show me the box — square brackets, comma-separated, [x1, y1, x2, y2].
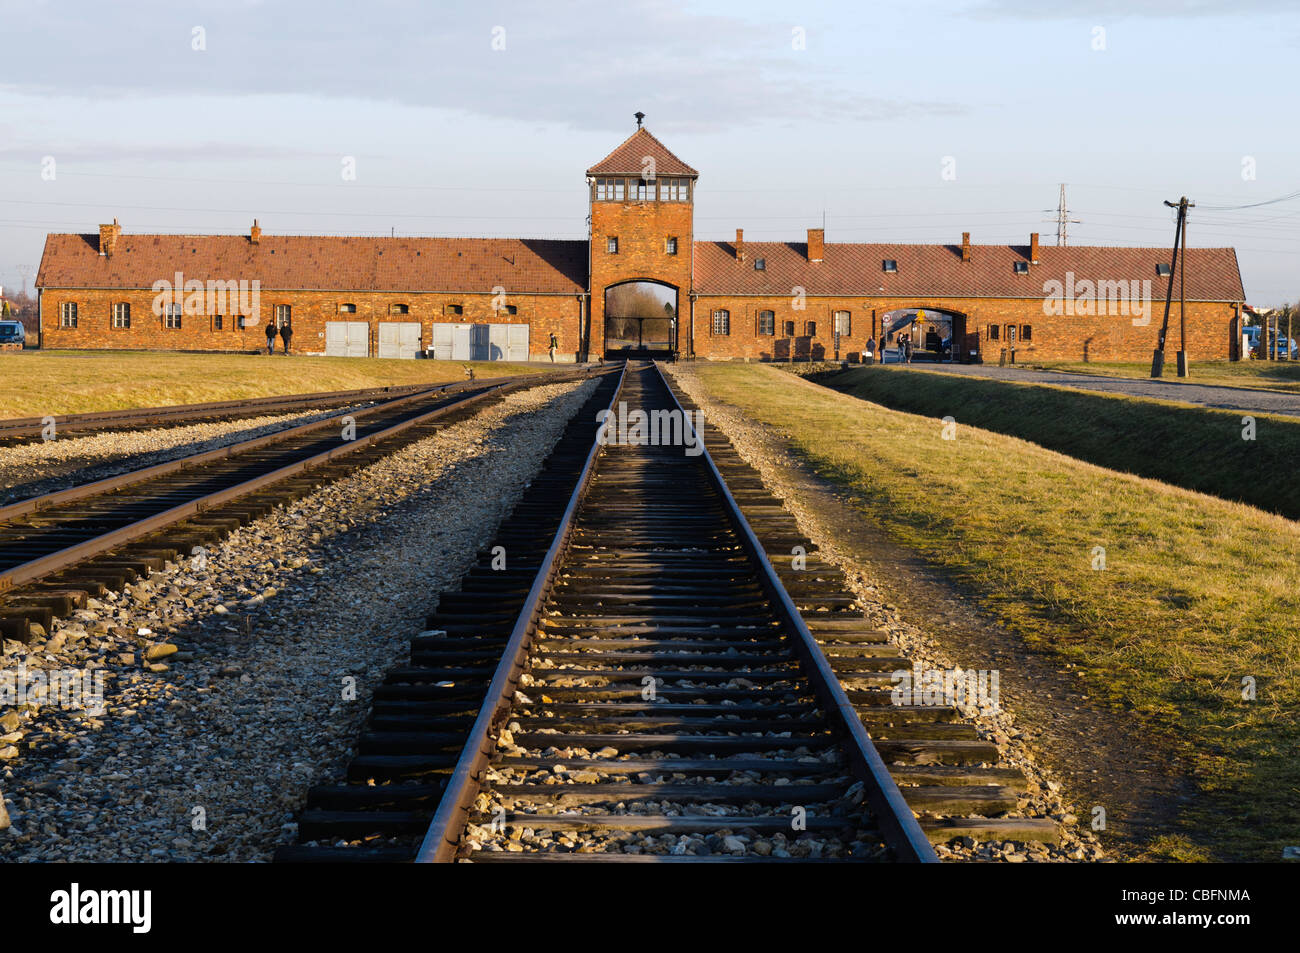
[607, 237, 618, 254]
[504, 304, 518, 315]
[275, 304, 291, 328]
[60, 302, 78, 328]
[447, 304, 463, 316]
[806, 321, 817, 337]
[661, 178, 689, 201]
[213, 314, 223, 331]
[339, 303, 356, 313]
[754, 258, 766, 271]
[784, 320, 795, 336]
[1021, 325, 1032, 342]
[758, 310, 775, 336]
[833, 311, 851, 336]
[596, 177, 629, 201]
[165, 304, 182, 329]
[1013, 261, 1029, 274]
[635, 179, 655, 201]
[237, 315, 248, 329]
[883, 259, 898, 272]
[666, 237, 678, 255]
[112, 302, 130, 329]
[712, 310, 730, 335]
[988, 324, 1000, 341]
[391, 303, 409, 315]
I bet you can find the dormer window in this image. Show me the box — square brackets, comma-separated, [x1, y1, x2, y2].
[882, 259, 898, 272]
[754, 258, 766, 271]
[1013, 261, 1029, 274]
[1156, 263, 1172, 276]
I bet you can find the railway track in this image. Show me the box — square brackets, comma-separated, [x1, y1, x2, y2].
[278, 362, 944, 862]
[0, 380, 464, 446]
[0, 368, 603, 641]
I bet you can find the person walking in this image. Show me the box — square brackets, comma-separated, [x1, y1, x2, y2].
[264, 321, 276, 354]
[864, 336, 876, 365]
[904, 335, 913, 364]
[548, 332, 558, 363]
[279, 322, 293, 355]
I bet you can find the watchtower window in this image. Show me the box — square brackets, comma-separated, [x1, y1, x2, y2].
[661, 178, 690, 201]
[595, 177, 627, 201]
[635, 179, 655, 201]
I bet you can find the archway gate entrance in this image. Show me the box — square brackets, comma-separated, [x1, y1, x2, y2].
[603, 280, 677, 360]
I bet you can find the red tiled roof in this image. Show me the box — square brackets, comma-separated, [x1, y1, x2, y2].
[693, 240, 1245, 301]
[586, 128, 699, 178]
[37, 234, 588, 294]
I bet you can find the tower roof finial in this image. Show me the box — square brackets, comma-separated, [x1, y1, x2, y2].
[634, 111, 645, 128]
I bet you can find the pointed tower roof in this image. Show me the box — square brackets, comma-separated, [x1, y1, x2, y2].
[587, 127, 699, 178]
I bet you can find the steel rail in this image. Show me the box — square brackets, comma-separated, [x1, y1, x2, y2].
[0, 379, 468, 441]
[653, 361, 939, 863]
[0, 370, 578, 525]
[0, 368, 610, 595]
[415, 363, 629, 863]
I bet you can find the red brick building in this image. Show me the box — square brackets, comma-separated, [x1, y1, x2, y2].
[36, 125, 1247, 363]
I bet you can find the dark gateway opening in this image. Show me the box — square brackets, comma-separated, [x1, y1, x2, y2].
[604, 281, 677, 359]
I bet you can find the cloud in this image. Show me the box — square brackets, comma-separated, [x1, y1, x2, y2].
[964, 0, 1298, 18]
[0, 0, 964, 130]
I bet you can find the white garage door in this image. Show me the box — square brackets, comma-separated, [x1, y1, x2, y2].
[378, 321, 422, 359]
[505, 324, 529, 361]
[325, 321, 369, 357]
[430, 323, 474, 361]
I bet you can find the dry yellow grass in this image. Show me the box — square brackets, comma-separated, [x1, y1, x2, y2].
[0, 350, 543, 417]
[692, 362, 1300, 861]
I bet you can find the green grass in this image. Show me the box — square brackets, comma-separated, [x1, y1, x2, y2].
[1036, 359, 1300, 395]
[0, 350, 542, 417]
[809, 365, 1300, 521]
[691, 362, 1300, 861]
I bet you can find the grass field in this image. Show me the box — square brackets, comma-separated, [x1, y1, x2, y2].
[0, 350, 544, 418]
[1036, 359, 1300, 395]
[808, 365, 1300, 521]
[692, 362, 1300, 861]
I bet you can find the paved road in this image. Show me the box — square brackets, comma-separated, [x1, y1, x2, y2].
[875, 361, 1300, 418]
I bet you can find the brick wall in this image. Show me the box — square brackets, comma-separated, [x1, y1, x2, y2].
[689, 294, 1238, 362]
[39, 288, 585, 361]
[590, 197, 694, 356]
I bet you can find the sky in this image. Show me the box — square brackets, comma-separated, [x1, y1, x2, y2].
[1, 0, 1298, 304]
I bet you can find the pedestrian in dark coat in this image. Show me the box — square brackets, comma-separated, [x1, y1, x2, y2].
[265, 321, 276, 354]
[279, 323, 293, 354]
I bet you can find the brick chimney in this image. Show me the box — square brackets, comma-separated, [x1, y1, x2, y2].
[99, 219, 121, 258]
[961, 231, 971, 263]
[1029, 232, 1040, 264]
[735, 228, 745, 262]
[251, 219, 262, 245]
[807, 228, 824, 263]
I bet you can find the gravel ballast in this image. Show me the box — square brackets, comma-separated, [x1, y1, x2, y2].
[0, 405, 373, 505]
[666, 364, 1104, 864]
[0, 378, 596, 861]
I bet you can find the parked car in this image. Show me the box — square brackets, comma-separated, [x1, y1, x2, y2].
[0, 320, 25, 347]
[1244, 326, 1297, 358]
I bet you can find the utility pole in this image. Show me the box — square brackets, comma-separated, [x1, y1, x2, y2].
[1044, 185, 1081, 246]
[1152, 196, 1193, 378]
